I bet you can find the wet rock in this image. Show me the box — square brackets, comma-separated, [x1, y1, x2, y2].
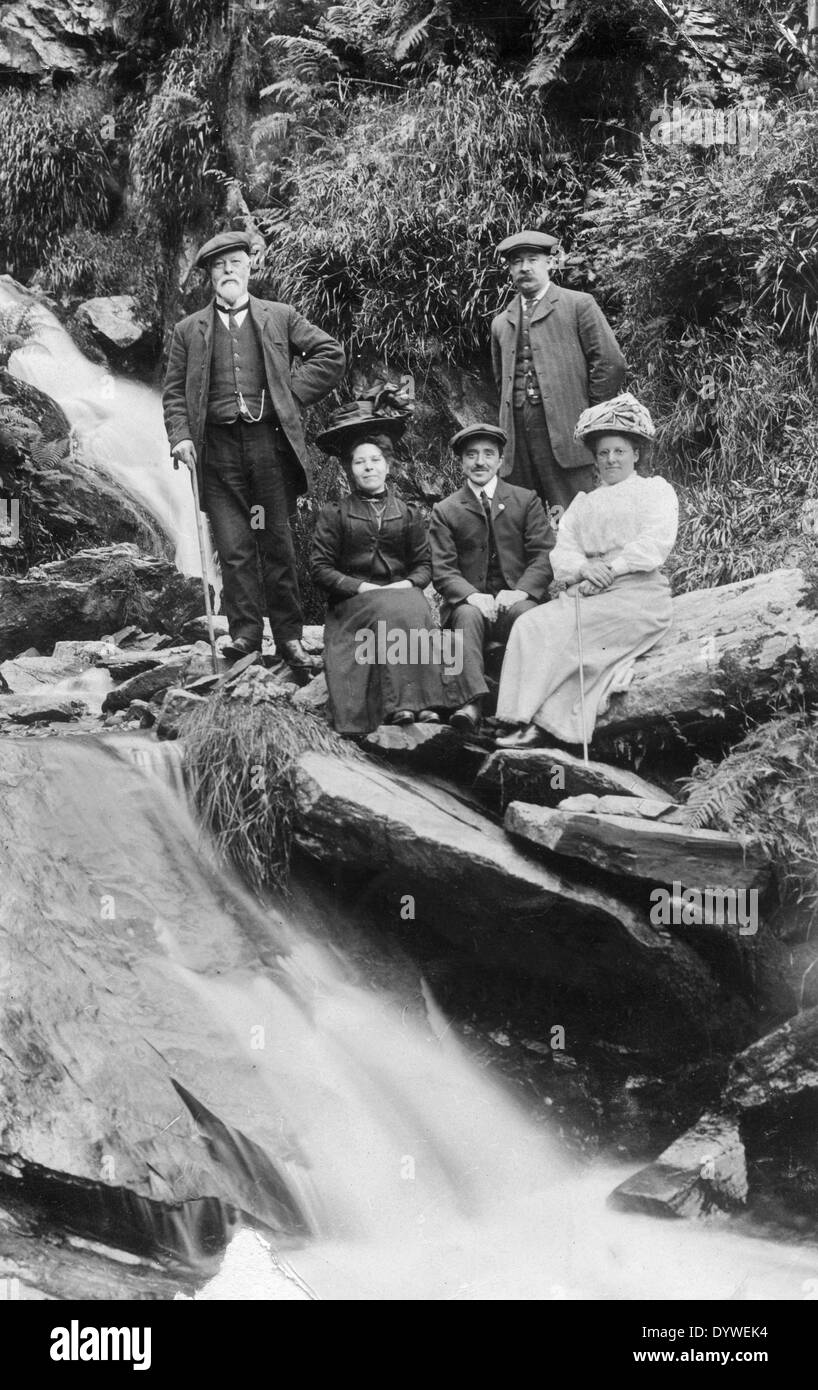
[0, 545, 206, 661]
[156, 687, 202, 740]
[0, 655, 85, 693]
[504, 802, 770, 893]
[50, 639, 119, 665]
[0, 369, 168, 563]
[94, 650, 164, 681]
[130, 632, 176, 652]
[0, 2, 110, 78]
[364, 720, 487, 779]
[74, 296, 150, 362]
[4, 697, 82, 724]
[102, 657, 190, 713]
[292, 751, 734, 1052]
[611, 1007, 818, 1221]
[594, 567, 818, 748]
[126, 699, 157, 728]
[290, 672, 329, 713]
[610, 1112, 748, 1218]
[181, 614, 230, 643]
[475, 747, 670, 812]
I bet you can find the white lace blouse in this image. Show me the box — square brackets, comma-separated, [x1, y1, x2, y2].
[551, 473, 679, 584]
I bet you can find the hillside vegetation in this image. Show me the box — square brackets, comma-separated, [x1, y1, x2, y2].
[0, 0, 815, 592]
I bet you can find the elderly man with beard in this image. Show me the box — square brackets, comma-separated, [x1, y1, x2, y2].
[162, 230, 345, 667]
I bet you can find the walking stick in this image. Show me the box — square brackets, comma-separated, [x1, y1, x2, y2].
[575, 587, 590, 765]
[177, 457, 219, 675]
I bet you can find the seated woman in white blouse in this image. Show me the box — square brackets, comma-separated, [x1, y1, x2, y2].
[495, 393, 678, 749]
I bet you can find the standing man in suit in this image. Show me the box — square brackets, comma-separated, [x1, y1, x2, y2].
[491, 230, 627, 518]
[430, 424, 555, 732]
[162, 230, 346, 667]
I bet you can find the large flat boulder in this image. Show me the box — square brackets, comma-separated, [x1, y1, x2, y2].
[505, 802, 770, 893]
[292, 751, 734, 1046]
[595, 567, 818, 743]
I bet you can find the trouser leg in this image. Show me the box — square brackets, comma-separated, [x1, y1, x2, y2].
[445, 602, 489, 702]
[244, 421, 304, 647]
[512, 403, 596, 517]
[203, 423, 265, 647]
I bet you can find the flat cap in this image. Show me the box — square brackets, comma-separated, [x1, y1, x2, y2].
[450, 423, 507, 453]
[497, 230, 560, 258]
[194, 230, 254, 269]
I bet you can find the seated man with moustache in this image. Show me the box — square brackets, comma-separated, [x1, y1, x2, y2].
[429, 423, 556, 733]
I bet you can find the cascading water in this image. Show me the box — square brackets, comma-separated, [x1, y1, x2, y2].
[0, 275, 215, 581]
[3, 730, 816, 1301]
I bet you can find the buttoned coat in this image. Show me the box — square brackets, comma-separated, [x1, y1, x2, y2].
[311, 492, 432, 604]
[430, 480, 555, 618]
[490, 284, 626, 474]
[162, 295, 345, 506]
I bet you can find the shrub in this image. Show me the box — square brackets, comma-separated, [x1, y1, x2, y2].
[679, 712, 818, 928]
[130, 45, 227, 235]
[255, 60, 584, 366]
[0, 88, 116, 272]
[42, 225, 167, 325]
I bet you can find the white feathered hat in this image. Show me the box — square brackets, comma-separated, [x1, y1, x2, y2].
[574, 392, 656, 450]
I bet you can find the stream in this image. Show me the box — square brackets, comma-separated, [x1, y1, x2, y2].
[0, 284, 816, 1302]
[3, 732, 818, 1301]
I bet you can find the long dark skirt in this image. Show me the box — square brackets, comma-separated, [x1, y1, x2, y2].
[324, 588, 460, 735]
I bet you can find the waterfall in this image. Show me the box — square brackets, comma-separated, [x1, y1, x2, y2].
[0, 275, 215, 581]
[3, 730, 817, 1301]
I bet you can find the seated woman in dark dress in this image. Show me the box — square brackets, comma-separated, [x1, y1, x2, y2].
[311, 402, 467, 736]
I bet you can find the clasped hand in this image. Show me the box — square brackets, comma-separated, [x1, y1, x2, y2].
[577, 560, 614, 594]
[466, 589, 527, 622]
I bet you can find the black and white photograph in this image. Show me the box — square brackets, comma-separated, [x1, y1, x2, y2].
[0, 0, 817, 1346]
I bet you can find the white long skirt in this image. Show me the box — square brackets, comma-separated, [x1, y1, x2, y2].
[495, 570, 673, 744]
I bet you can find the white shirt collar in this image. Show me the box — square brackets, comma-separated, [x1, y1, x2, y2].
[467, 476, 499, 501]
[520, 284, 549, 312]
[216, 299, 250, 322]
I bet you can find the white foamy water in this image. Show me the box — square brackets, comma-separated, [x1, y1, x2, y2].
[104, 734, 818, 1302]
[0, 275, 215, 580]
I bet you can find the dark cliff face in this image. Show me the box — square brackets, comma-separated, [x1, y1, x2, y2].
[0, 2, 112, 80]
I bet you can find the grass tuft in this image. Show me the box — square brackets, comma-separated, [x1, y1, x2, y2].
[180, 671, 362, 897]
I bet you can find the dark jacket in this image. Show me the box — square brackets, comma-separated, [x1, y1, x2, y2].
[161, 294, 345, 503]
[429, 480, 555, 614]
[491, 284, 626, 473]
[311, 491, 432, 604]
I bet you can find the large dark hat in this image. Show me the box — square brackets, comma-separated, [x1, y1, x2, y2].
[497, 229, 560, 258]
[194, 229, 255, 269]
[316, 399, 409, 456]
[449, 423, 507, 454]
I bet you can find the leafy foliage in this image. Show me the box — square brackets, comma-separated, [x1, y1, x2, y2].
[256, 61, 583, 365]
[130, 46, 227, 233]
[41, 226, 167, 325]
[0, 89, 117, 272]
[679, 713, 818, 922]
[576, 102, 818, 591]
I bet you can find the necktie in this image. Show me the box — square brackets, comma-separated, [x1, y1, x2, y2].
[480, 489, 492, 522]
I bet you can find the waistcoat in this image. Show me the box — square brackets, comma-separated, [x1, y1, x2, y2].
[207, 311, 272, 423]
